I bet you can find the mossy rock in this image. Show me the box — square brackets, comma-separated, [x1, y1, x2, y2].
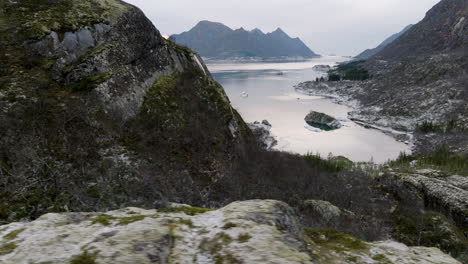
[157, 206, 213, 216]
[3, 0, 127, 41]
[0, 243, 17, 256]
[3, 228, 25, 240]
[66, 72, 112, 92]
[70, 250, 98, 264]
[304, 228, 368, 252]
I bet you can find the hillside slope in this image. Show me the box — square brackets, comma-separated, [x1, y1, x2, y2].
[375, 0, 467, 60]
[0, 0, 249, 221]
[170, 21, 319, 59]
[301, 0, 468, 135]
[355, 24, 413, 60]
[361, 0, 468, 129]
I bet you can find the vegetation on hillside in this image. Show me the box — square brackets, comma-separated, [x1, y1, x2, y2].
[415, 120, 467, 134]
[388, 147, 468, 176]
[328, 60, 370, 81]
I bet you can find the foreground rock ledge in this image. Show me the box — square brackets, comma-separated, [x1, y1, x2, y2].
[0, 200, 460, 264]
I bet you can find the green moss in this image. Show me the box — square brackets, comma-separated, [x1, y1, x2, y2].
[4, 0, 127, 41]
[158, 206, 213, 216]
[0, 243, 17, 255]
[117, 215, 146, 225]
[222, 222, 237, 230]
[178, 218, 195, 228]
[90, 214, 150, 226]
[90, 214, 117, 226]
[346, 256, 358, 262]
[70, 250, 98, 264]
[63, 43, 116, 74]
[164, 39, 194, 58]
[3, 228, 25, 240]
[215, 253, 241, 264]
[66, 72, 112, 92]
[304, 228, 368, 252]
[237, 233, 251, 243]
[199, 232, 233, 255]
[141, 72, 185, 128]
[371, 254, 393, 264]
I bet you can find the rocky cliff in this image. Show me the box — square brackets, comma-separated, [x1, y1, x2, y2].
[170, 21, 319, 59]
[0, 200, 461, 264]
[0, 0, 249, 222]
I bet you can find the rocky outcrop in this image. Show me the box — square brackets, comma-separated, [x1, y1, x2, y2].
[305, 111, 342, 130]
[170, 21, 319, 59]
[26, 1, 209, 121]
[380, 170, 468, 232]
[0, 200, 460, 264]
[379, 170, 468, 262]
[247, 120, 278, 150]
[0, 0, 250, 222]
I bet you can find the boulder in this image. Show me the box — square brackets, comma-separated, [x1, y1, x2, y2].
[0, 200, 461, 264]
[248, 120, 277, 150]
[305, 111, 342, 130]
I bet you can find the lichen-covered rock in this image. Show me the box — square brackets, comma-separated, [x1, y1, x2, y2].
[305, 111, 342, 130]
[0, 200, 460, 263]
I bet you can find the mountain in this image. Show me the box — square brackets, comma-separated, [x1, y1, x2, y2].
[308, 0, 467, 132]
[0, 0, 251, 221]
[1, 1, 467, 263]
[170, 21, 319, 59]
[374, 0, 468, 60]
[355, 24, 413, 59]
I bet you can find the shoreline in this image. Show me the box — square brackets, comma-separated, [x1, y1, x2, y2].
[294, 82, 414, 151]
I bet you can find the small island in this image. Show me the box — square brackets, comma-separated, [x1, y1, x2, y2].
[305, 111, 342, 131]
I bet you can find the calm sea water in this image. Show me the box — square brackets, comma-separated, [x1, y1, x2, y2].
[207, 57, 411, 163]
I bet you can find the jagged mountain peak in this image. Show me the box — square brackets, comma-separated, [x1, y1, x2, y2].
[250, 28, 264, 34]
[170, 21, 319, 59]
[273, 27, 287, 34]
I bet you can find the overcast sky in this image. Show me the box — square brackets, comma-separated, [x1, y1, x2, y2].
[125, 0, 440, 56]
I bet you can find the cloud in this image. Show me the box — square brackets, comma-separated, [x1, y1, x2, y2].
[125, 0, 440, 55]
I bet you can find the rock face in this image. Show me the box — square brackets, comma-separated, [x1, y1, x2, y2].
[379, 170, 468, 262]
[355, 24, 413, 60]
[381, 170, 468, 233]
[170, 21, 319, 59]
[0, 0, 250, 222]
[0, 200, 461, 264]
[305, 111, 342, 130]
[247, 120, 278, 150]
